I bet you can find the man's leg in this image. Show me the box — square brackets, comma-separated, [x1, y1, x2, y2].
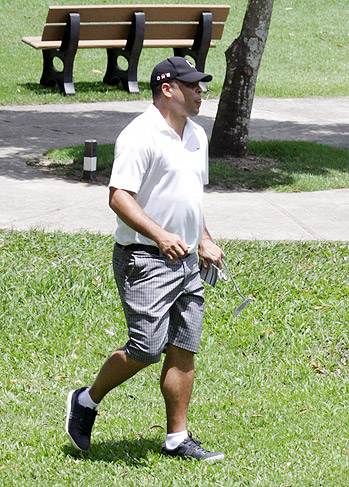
[160, 343, 225, 462]
[160, 344, 194, 434]
[66, 349, 148, 451]
[89, 348, 148, 404]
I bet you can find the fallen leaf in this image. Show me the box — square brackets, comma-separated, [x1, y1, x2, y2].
[312, 439, 319, 443]
[55, 375, 68, 380]
[149, 424, 164, 430]
[286, 461, 292, 468]
[105, 329, 114, 336]
[285, 7, 293, 10]
[252, 414, 263, 418]
[76, 338, 81, 345]
[299, 408, 311, 414]
[92, 276, 102, 285]
[92, 69, 102, 74]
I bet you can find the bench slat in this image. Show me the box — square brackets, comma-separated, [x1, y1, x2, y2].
[42, 22, 225, 42]
[22, 36, 217, 50]
[46, 5, 230, 23]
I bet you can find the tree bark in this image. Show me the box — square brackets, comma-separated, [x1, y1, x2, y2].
[210, 0, 274, 157]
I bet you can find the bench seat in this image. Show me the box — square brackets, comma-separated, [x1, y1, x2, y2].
[22, 37, 217, 50]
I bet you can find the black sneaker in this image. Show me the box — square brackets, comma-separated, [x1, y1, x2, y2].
[162, 433, 225, 462]
[65, 387, 97, 451]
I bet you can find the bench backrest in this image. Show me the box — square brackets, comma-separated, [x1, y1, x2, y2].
[42, 4, 230, 42]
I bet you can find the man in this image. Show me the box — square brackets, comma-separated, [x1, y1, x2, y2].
[66, 57, 225, 461]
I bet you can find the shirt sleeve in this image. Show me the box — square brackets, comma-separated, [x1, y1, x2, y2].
[108, 126, 152, 194]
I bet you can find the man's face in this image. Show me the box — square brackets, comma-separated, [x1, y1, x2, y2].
[169, 80, 203, 118]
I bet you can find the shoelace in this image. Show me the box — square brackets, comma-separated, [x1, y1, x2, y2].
[185, 433, 206, 452]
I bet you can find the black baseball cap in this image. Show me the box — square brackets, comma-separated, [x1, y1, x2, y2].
[150, 57, 212, 87]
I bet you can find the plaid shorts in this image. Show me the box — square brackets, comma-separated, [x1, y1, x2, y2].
[112, 243, 205, 364]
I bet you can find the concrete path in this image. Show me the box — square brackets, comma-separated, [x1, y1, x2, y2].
[0, 97, 348, 240]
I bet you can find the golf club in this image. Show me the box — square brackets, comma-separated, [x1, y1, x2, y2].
[221, 258, 251, 316]
[205, 226, 251, 316]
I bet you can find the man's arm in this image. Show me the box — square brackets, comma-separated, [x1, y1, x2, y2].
[109, 187, 188, 262]
[198, 221, 225, 269]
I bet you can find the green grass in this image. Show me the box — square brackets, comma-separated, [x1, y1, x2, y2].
[0, 0, 348, 104]
[0, 230, 349, 486]
[39, 140, 349, 192]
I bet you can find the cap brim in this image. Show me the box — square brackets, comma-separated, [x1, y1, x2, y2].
[176, 72, 213, 83]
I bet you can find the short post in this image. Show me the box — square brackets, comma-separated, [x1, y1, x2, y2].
[83, 139, 97, 180]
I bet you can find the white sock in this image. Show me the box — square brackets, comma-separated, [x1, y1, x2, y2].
[78, 387, 99, 410]
[165, 430, 188, 450]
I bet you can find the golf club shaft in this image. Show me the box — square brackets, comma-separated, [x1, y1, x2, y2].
[204, 224, 249, 301]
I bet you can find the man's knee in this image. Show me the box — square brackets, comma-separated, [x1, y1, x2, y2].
[165, 344, 195, 370]
[124, 343, 163, 365]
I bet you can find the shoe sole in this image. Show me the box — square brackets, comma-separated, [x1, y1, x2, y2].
[162, 450, 225, 462]
[65, 389, 87, 452]
[202, 453, 225, 462]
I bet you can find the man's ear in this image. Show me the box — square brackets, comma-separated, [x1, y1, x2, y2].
[161, 82, 173, 98]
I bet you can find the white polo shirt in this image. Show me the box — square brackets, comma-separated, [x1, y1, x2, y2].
[109, 104, 209, 252]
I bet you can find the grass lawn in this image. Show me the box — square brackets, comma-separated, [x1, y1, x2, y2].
[37, 140, 349, 193]
[0, 0, 348, 104]
[1, 230, 348, 486]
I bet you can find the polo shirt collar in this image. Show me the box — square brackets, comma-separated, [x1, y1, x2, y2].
[147, 104, 195, 141]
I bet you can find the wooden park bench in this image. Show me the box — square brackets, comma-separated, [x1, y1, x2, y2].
[22, 4, 230, 96]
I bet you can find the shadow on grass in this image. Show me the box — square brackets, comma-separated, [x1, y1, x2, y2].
[63, 437, 163, 466]
[20, 80, 152, 99]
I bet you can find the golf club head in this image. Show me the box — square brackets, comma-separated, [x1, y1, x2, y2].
[232, 297, 251, 316]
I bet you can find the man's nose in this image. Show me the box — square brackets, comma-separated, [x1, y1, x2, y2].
[196, 83, 203, 93]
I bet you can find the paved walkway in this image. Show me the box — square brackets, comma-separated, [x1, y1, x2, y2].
[0, 97, 348, 240]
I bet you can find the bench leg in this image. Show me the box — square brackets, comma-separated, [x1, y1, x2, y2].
[40, 13, 80, 96]
[103, 11, 145, 93]
[40, 50, 75, 95]
[173, 12, 213, 92]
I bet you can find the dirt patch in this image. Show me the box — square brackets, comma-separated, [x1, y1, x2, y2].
[213, 155, 277, 171]
[207, 155, 277, 192]
[27, 156, 110, 185]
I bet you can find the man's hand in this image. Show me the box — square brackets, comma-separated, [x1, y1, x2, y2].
[156, 230, 189, 263]
[198, 238, 225, 269]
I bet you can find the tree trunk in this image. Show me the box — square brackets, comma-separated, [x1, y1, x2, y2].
[210, 0, 274, 157]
